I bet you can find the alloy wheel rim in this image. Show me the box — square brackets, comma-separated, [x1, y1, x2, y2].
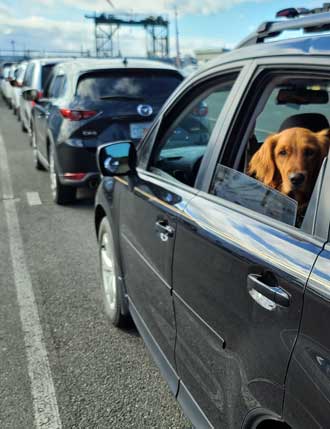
[101, 232, 116, 311]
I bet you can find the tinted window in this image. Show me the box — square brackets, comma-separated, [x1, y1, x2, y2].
[76, 70, 182, 103]
[41, 64, 56, 88]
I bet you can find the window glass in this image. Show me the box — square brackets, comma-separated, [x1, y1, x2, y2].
[41, 64, 56, 88]
[210, 76, 330, 230]
[76, 70, 182, 104]
[23, 63, 34, 86]
[49, 75, 66, 98]
[150, 76, 238, 187]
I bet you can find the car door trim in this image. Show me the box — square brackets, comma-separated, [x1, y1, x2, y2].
[127, 297, 179, 396]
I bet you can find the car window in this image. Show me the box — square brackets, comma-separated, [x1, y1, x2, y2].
[149, 74, 239, 187]
[41, 64, 56, 89]
[209, 74, 330, 231]
[76, 70, 182, 103]
[49, 75, 66, 98]
[23, 63, 34, 87]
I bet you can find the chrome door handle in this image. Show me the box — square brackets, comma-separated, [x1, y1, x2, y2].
[155, 219, 175, 241]
[247, 273, 290, 309]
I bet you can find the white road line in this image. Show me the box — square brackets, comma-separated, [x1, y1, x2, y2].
[27, 191, 42, 206]
[0, 133, 62, 429]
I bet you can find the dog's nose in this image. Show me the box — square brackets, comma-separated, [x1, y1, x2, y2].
[289, 172, 305, 188]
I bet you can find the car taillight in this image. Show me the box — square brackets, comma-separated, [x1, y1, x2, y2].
[60, 109, 97, 121]
[64, 173, 87, 180]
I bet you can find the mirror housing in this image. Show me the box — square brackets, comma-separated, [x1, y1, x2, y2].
[22, 88, 40, 102]
[97, 141, 137, 177]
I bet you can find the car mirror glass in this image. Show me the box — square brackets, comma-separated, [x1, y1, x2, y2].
[97, 141, 136, 177]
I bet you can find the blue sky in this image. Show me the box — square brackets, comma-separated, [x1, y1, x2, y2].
[0, 0, 322, 56]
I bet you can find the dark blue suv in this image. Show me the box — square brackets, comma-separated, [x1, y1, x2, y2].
[25, 58, 183, 204]
[94, 7, 330, 429]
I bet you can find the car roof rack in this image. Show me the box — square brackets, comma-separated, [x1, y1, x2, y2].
[237, 3, 330, 48]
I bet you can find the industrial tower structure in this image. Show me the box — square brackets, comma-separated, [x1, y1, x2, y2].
[85, 13, 169, 58]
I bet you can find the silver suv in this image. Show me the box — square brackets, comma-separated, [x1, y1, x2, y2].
[20, 58, 69, 136]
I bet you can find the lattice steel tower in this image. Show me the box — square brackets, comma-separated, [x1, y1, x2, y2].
[85, 13, 169, 58]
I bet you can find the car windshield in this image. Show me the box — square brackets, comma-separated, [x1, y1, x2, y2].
[76, 70, 182, 103]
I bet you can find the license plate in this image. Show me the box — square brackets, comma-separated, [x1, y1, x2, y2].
[130, 122, 152, 140]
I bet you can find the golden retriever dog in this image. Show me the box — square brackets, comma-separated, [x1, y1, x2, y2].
[248, 127, 330, 214]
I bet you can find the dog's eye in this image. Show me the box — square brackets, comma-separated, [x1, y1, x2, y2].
[304, 148, 314, 157]
[278, 149, 287, 156]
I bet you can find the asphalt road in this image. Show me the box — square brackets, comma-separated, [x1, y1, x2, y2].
[0, 98, 189, 429]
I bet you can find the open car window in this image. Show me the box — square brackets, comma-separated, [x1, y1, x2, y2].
[212, 165, 298, 225]
[210, 74, 330, 233]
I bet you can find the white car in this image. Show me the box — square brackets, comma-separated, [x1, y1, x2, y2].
[1, 65, 13, 104]
[11, 62, 27, 119]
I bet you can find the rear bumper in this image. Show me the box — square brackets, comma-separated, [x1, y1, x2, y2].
[58, 172, 100, 188]
[56, 141, 100, 187]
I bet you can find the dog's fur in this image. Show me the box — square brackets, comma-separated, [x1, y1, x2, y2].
[248, 127, 330, 212]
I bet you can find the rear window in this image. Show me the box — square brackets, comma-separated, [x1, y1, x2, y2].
[41, 64, 57, 88]
[76, 69, 182, 103]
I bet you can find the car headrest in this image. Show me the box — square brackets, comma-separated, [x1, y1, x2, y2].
[279, 113, 330, 133]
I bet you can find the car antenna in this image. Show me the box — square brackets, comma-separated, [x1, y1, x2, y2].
[123, 57, 128, 66]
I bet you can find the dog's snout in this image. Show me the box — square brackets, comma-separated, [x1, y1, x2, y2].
[289, 172, 305, 188]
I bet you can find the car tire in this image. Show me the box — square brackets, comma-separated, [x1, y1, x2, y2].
[31, 127, 44, 171]
[98, 217, 130, 328]
[49, 143, 76, 205]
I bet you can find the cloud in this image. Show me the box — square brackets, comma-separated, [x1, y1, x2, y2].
[60, 0, 270, 15]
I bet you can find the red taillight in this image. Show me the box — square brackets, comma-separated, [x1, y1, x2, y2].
[64, 173, 87, 180]
[60, 108, 97, 121]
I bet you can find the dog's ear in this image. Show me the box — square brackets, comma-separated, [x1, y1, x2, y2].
[248, 133, 279, 188]
[316, 128, 330, 158]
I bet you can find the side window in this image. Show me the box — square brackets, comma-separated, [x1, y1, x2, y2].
[149, 74, 239, 187]
[46, 75, 66, 99]
[209, 74, 330, 231]
[23, 64, 34, 87]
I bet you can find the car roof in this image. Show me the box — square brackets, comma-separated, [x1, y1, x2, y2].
[26, 57, 74, 67]
[194, 33, 330, 76]
[52, 58, 181, 75]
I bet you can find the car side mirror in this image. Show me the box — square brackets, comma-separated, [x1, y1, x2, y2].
[22, 89, 39, 102]
[97, 141, 137, 177]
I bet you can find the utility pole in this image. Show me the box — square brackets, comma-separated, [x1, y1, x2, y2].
[10, 40, 15, 58]
[174, 6, 181, 68]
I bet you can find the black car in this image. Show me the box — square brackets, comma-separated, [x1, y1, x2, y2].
[25, 58, 183, 204]
[94, 8, 330, 429]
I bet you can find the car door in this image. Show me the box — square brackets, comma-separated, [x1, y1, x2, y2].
[35, 74, 66, 161]
[33, 74, 56, 160]
[119, 65, 248, 396]
[283, 159, 330, 428]
[170, 62, 329, 428]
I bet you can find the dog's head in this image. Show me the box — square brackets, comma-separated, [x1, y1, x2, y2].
[248, 127, 330, 204]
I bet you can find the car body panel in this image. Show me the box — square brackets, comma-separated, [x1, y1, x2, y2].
[172, 190, 324, 427]
[283, 243, 330, 429]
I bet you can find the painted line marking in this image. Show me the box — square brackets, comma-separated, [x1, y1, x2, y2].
[27, 191, 42, 206]
[0, 133, 62, 429]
